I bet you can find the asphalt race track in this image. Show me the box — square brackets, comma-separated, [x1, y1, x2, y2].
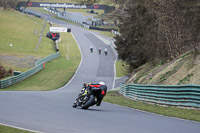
[0, 11, 200, 133]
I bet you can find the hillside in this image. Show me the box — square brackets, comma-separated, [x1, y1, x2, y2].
[127, 52, 200, 85]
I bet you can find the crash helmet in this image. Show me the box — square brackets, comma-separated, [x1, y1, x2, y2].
[83, 83, 88, 87]
[99, 81, 105, 85]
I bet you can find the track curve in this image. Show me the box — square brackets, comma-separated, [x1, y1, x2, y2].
[0, 11, 200, 133]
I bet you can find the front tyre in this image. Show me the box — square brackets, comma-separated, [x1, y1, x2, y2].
[81, 95, 95, 109]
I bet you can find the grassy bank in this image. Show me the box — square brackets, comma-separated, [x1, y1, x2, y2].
[0, 10, 55, 71]
[127, 52, 200, 85]
[0, 10, 54, 56]
[116, 60, 129, 77]
[1, 32, 81, 91]
[0, 9, 81, 91]
[103, 91, 200, 122]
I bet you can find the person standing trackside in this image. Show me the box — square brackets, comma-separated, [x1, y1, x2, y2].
[104, 48, 108, 56]
[90, 46, 93, 53]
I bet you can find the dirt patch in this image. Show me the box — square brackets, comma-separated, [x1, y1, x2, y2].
[0, 53, 41, 71]
[190, 55, 200, 84]
[127, 52, 200, 85]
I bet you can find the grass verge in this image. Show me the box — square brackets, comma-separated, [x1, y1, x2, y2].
[0, 10, 54, 56]
[115, 60, 129, 77]
[103, 91, 200, 122]
[0, 10, 55, 71]
[1, 32, 81, 91]
[95, 30, 114, 38]
[0, 124, 34, 133]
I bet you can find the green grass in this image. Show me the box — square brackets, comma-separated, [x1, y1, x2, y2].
[0, 10, 80, 91]
[1, 32, 81, 91]
[116, 60, 129, 77]
[0, 124, 34, 133]
[95, 30, 114, 38]
[0, 10, 54, 56]
[0, 10, 55, 71]
[104, 91, 200, 122]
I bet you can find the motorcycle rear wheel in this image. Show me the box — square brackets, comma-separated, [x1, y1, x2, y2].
[81, 95, 95, 109]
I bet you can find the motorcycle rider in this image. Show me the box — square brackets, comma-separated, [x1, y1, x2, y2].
[73, 81, 107, 108]
[88, 81, 107, 106]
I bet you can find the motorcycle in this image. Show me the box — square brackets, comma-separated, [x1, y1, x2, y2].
[72, 84, 106, 109]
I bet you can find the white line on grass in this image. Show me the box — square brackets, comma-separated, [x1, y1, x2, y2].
[60, 31, 83, 89]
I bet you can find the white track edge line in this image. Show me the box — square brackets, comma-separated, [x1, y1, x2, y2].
[0, 122, 43, 133]
[112, 58, 117, 89]
[61, 31, 83, 88]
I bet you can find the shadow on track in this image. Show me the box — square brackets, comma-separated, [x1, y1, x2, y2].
[75, 107, 110, 112]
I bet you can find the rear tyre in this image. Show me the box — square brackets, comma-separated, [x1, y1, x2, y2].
[81, 95, 95, 109]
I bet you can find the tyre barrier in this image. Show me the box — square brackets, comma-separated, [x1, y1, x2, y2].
[120, 84, 200, 108]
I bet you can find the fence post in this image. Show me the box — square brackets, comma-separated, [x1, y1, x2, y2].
[43, 62, 45, 68]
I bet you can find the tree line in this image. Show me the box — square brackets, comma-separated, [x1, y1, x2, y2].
[1, 0, 199, 72]
[76, 0, 200, 71]
[114, 0, 200, 70]
[0, 0, 23, 10]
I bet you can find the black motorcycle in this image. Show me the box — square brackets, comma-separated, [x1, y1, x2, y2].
[72, 85, 106, 109]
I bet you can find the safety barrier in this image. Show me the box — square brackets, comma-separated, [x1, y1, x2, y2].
[57, 12, 118, 32]
[111, 30, 120, 36]
[120, 84, 200, 108]
[83, 24, 90, 29]
[35, 52, 59, 66]
[0, 52, 59, 89]
[18, 8, 41, 18]
[57, 13, 83, 25]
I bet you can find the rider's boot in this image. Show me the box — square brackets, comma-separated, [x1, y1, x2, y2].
[72, 100, 78, 108]
[96, 100, 102, 106]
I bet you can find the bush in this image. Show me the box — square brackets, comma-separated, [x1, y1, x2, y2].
[0, 65, 11, 79]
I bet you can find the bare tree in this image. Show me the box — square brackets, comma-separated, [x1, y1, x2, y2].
[1, 0, 8, 10]
[146, 0, 200, 57]
[0, 0, 22, 9]
[0, 65, 10, 79]
[114, 0, 200, 71]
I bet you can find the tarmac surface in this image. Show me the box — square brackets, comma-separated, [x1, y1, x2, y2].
[0, 10, 200, 133]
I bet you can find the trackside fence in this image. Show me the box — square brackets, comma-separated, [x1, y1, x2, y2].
[111, 30, 120, 36]
[120, 84, 200, 108]
[57, 12, 83, 25]
[0, 52, 59, 89]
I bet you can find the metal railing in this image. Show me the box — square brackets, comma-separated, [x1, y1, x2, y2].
[0, 52, 59, 89]
[111, 30, 120, 36]
[57, 12, 83, 25]
[120, 84, 200, 108]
